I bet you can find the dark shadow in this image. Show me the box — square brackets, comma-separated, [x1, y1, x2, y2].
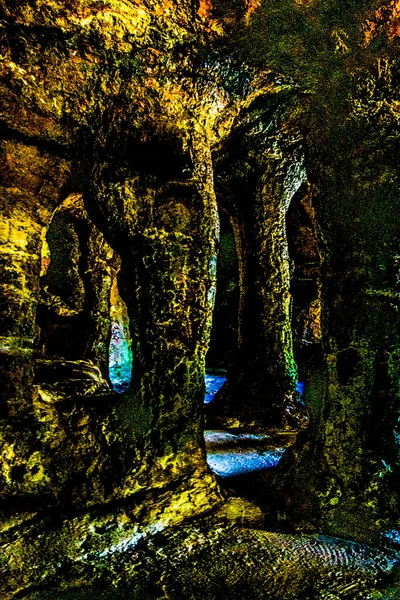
[206, 210, 239, 373]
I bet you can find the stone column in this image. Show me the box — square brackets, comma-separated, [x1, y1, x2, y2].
[87, 130, 222, 502]
[210, 143, 307, 430]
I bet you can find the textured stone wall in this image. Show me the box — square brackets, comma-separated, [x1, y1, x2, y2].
[208, 94, 307, 429]
[275, 55, 400, 544]
[0, 3, 231, 592]
[0, 137, 71, 504]
[38, 193, 115, 375]
[1, 0, 400, 596]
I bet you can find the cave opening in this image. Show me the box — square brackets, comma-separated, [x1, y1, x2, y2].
[108, 270, 133, 394]
[37, 197, 92, 361]
[36, 194, 133, 395]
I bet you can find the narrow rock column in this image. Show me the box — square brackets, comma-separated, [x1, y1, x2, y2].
[88, 131, 222, 506]
[210, 138, 307, 429]
[252, 152, 306, 423]
[230, 214, 248, 350]
[80, 225, 115, 377]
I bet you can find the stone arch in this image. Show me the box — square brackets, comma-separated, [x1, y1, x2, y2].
[36, 192, 134, 394]
[207, 106, 308, 431]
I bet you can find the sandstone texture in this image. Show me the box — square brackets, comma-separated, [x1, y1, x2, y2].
[1, 0, 400, 597]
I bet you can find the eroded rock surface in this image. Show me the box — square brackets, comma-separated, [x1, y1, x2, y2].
[14, 520, 400, 600]
[1, 0, 400, 597]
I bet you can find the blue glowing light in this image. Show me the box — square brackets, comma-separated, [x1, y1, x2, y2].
[109, 321, 132, 394]
[204, 374, 226, 403]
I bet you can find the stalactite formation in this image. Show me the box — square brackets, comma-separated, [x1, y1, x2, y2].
[1, 0, 400, 598]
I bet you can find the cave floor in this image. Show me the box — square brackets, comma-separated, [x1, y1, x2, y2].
[21, 504, 400, 600]
[203, 426, 299, 532]
[204, 373, 300, 514]
[8, 427, 400, 600]
[7, 375, 400, 599]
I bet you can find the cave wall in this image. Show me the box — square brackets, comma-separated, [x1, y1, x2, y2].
[0, 137, 71, 503]
[0, 2, 235, 592]
[38, 193, 116, 376]
[1, 0, 400, 595]
[1, 0, 301, 537]
[276, 55, 400, 543]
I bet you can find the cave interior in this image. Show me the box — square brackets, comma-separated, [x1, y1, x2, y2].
[1, 0, 400, 598]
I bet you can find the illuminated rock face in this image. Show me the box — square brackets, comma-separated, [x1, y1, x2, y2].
[0, 3, 226, 593]
[207, 104, 307, 430]
[0, 1, 304, 527]
[1, 0, 400, 596]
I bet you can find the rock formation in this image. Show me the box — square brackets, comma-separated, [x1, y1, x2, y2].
[1, 0, 400, 597]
